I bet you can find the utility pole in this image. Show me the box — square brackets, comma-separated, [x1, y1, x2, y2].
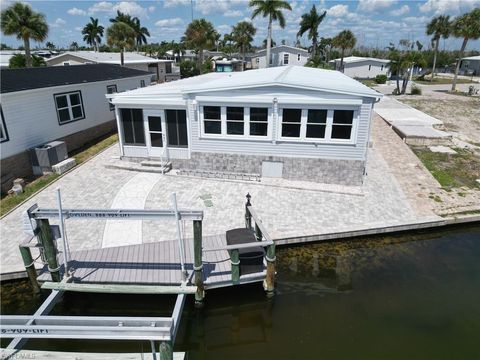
[191, 0, 194, 22]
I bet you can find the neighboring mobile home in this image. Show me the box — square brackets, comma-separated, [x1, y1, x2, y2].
[251, 46, 309, 69]
[46, 51, 180, 83]
[0, 64, 152, 191]
[329, 56, 390, 79]
[110, 66, 382, 186]
[459, 55, 480, 76]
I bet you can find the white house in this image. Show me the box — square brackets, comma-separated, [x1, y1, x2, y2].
[459, 55, 480, 76]
[251, 46, 309, 69]
[0, 64, 152, 192]
[109, 66, 382, 186]
[46, 51, 180, 83]
[329, 56, 390, 79]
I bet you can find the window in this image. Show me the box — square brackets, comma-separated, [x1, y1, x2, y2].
[203, 106, 221, 134]
[140, 80, 146, 87]
[331, 110, 354, 140]
[256, 58, 259, 64]
[166, 110, 188, 147]
[297, 54, 301, 61]
[63, 62, 70, 66]
[0, 105, 9, 143]
[281, 109, 302, 138]
[54, 91, 85, 125]
[284, 53, 289, 65]
[226, 107, 244, 135]
[306, 110, 327, 139]
[106, 85, 117, 111]
[120, 108, 145, 146]
[381, 65, 384, 71]
[250, 107, 268, 136]
[368, 65, 371, 71]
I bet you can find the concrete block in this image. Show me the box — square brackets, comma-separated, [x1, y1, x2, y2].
[52, 158, 76, 174]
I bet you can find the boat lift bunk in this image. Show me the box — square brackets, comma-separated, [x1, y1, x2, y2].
[0, 193, 276, 360]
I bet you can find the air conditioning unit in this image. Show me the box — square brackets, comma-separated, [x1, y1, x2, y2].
[30, 141, 68, 175]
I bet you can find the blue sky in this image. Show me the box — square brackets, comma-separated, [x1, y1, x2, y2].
[1, 0, 480, 50]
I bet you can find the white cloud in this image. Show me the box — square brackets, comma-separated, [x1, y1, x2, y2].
[155, 17, 184, 27]
[224, 9, 243, 17]
[357, 0, 396, 12]
[327, 4, 348, 17]
[50, 18, 66, 28]
[163, 0, 190, 8]
[217, 24, 232, 34]
[75, 26, 83, 32]
[67, 7, 86, 16]
[390, 4, 409, 16]
[88, 1, 148, 17]
[148, 6, 155, 13]
[419, 0, 479, 15]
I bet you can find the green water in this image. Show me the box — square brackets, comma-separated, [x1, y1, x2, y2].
[2, 225, 480, 359]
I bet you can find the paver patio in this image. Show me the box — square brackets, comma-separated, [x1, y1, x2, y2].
[0, 120, 441, 275]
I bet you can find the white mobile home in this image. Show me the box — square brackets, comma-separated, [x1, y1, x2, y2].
[110, 66, 382, 186]
[0, 64, 151, 191]
[329, 56, 390, 79]
[459, 55, 480, 76]
[251, 46, 309, 69]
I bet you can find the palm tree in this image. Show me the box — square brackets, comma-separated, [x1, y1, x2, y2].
[132, 18, 150, 50]
[332, 29, 356, 72]
[297, 5, 326, 58]
[426, 15, 451, 80]
[45, 41, 55, 50]
[107, 22, 135, 66]
[70, 41, 79, 51]
[184, 19, 218, 74]
[82, 17, 104, 52]
[250, 0, 292, 68]
[451, 8, 480, 91]
[1, 2, 48, 67]
[232, 21, 256, 70]
[170, 41, 185, 63]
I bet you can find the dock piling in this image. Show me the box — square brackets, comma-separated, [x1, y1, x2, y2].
[19, 245, 41, 294]
[193, 220, 205, 305]
[264, 243, 276, 294]
[36, 219, 61, 282]
[230, 249, 240, 284]
[245, 193, 252, 230]
[159, 341, 173, 360]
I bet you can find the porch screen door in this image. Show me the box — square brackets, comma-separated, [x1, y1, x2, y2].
[145, 111, 166, 157]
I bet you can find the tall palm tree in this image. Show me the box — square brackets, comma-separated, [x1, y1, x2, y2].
[132, 18, 150, 50]
[109, 10, 134, 26]
[82, 17, 104, 52]
[232, 21, 256, 70]
[1, 2, 48, 67]
[332, 29, 356, 72]
[451, 8, 480, 91]
[45, 41, 55, 50]
[184, 19, 218, 74]
[426, 15, 451, 80]
[70, 41, 78, 51]
[297, 5, 326, 58]
[250, 0, 292, 68]
[170, 41, 185, 63]
[107, 22, 135, 66]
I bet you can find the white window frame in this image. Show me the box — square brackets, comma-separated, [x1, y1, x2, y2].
[54, 90, 85, 125]
[106, 85, 117, 111]
[0, 105, 9, 143]
[226, 106, 246, 136]
[199, 104, 272, 141]
[278, 105, 359, 145]
[283, 53, 289, 65]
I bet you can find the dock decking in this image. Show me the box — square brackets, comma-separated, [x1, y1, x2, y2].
[37, 234, 266, 289]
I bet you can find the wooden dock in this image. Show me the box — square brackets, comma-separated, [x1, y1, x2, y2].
[36, 234, 266, 289]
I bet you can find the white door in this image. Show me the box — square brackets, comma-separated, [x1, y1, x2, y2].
[144, 110, 166, 158]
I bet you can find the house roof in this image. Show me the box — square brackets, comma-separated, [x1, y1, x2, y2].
[461, 55, 480, 61]
[0, 64, 151, 94]
[329, 56, 390, 64]
[254, 45, 309, 57]
[111, 65, 382, 102]
[46, 51, 172, 65]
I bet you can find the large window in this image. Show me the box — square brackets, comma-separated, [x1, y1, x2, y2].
[284, 53, 289, 65]
[203, 106, 221, 134]
[121, 108, 145, 146]
[331, 110, 354, 140]
[106, 85, 117, 111]
[249, 107, 268, 136]
[306, 109, 327, 139]
[281, 109, 302, 137]
[166, 109, 188, 147]
[0, 105, 8, 143]
[226, 107, 244, 135]
[54, 91, 85, 125]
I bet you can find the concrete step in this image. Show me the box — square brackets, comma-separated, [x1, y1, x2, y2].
[140, 160, 171, 168]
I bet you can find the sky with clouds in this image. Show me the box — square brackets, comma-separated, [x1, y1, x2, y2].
[1, 0, 479, 50]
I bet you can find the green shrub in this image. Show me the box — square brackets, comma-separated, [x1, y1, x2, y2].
[179, 60, 199, 78]
[411, 85, 422, 95]
[375, 74, 388, 84]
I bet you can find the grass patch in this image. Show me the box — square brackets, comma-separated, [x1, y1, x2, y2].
[0, 133, 118, 217]
[359, 79, 378, 88]
[413, 147, 480, 189]
[414, 78, 474, 85]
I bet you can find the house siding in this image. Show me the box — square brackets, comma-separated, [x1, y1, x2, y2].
[341, 60, 390, 79]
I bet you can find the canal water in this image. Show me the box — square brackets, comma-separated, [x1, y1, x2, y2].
[1, 224, 480, 359]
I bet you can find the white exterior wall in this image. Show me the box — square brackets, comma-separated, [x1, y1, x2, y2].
[0, 75, 151, 159]
[252, 49, 309, 69]
[343, 61, 390, 79]
[460, 59, 480, 75]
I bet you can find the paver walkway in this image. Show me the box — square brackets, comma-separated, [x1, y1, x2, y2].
[1, 121, 441, 275]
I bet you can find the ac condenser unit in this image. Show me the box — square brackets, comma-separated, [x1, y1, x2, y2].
[30, 141, 68, 175]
